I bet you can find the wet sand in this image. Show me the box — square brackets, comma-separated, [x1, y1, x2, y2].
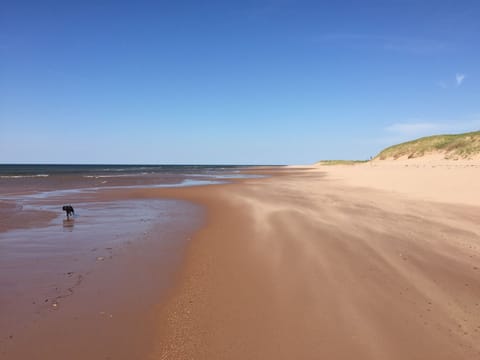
[0, 195, 203, 359]
[150, 165, 480, 359]
[0, 201, 57, 232]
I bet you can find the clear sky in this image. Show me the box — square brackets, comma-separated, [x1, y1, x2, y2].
[1, 0, 479, 164]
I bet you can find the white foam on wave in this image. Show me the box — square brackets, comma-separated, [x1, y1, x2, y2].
[0, 174, 49, 179]
[1, 179, 224, 201]
[83, 172, 151, 179]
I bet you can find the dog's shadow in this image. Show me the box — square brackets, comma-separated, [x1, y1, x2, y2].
[62, 218, 75, 232]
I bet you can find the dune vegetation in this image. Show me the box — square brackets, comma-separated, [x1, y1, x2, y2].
[315, 160, 369, 165]
[375, 131, 480, 160]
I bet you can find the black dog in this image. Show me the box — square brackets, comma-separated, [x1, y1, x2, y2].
[62, 205, 75, 220]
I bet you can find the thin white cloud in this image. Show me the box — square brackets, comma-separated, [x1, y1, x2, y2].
[383, 39, 446, 54]
[437, 81, 448, 89]
[377, 119, 480, 146]
[385, 122, 441, 135]
[386, 119, 480, 138]
[317, 33, 384, 41]
[316, 33, 447, 54]
[437, 73, 468, 89]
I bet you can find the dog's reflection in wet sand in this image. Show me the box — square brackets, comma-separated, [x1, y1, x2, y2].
[62, 219, 75, 232]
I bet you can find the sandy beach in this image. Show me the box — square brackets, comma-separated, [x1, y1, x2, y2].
[151, 161, 480, 359]
[2, 162, 480, 359]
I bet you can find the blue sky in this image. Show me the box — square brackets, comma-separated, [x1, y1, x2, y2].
[1, 0, 479, 164]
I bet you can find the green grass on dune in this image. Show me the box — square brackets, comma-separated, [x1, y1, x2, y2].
[315, 160, 369, 165]
[375, 131, 480, 160]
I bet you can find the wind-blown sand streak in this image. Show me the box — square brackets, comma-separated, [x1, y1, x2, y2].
[151, 165, 480, 359]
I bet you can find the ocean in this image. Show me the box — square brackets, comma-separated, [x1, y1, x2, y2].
[0, 164, 254, 177]
[0, 164, 263, 196]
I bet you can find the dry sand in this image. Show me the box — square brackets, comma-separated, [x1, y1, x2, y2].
[151, 161, 480, 359]
[312, 156, 480, 206]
